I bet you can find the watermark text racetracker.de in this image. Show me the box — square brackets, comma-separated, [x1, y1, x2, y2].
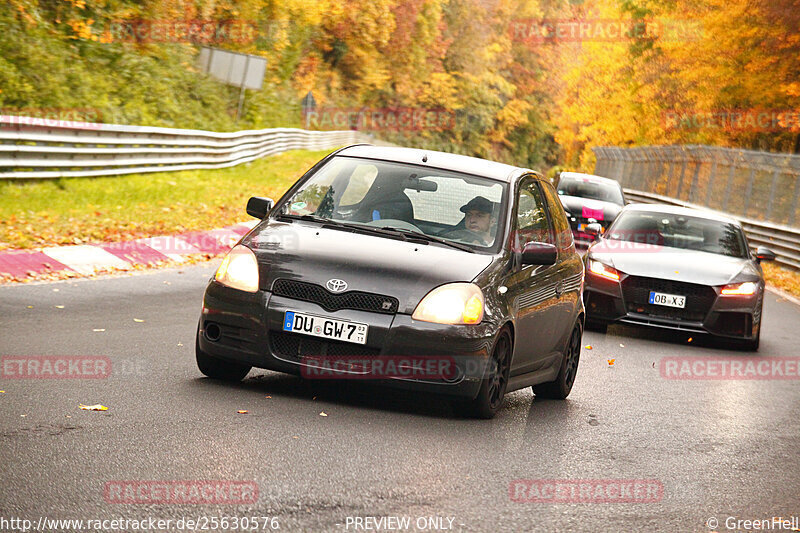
[105, 19, 257, 44]
[104, 480, 258, 504]
[0, 515, 280, 532]
[660, 357, 800, 380]
[509, 479, 664, 503]
[510, 17, 702, 44]
[663, 109, 800, 133]
[1, 356, 111, 379]
[303, 107, 455, 132]
[1, 108, 104, 130]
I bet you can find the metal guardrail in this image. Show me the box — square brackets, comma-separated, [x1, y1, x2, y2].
[593, 145, 800, 227]
[0, 115, 374, 179]
[624, 188, 800, 271]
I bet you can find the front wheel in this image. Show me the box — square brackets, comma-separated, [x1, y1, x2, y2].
[196, 335, 251, 382]
[532, 321, 582, 399]
[459, 327, 513, 419]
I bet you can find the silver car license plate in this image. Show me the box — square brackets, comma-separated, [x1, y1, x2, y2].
[648, 291, 686, 308]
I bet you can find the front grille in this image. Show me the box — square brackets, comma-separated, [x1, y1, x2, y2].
[270, 331, 380, 361]
[271, 279, 399, 314]
[621, 276, 716, 322]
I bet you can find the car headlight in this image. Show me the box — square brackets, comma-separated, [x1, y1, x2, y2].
[214, 245, 259, 293]
[720, 281, 758, 296]
[412, 283, 484, 325]
[588, 259, 621, 281]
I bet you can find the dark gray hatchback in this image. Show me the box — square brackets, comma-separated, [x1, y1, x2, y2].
[196, 145, 585, 418]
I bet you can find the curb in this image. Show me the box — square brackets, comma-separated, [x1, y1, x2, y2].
[766, 285, 800, 308]
[0, 221, 259, 282]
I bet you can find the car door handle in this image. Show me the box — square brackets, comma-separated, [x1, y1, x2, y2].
[554, 282, 564, 297]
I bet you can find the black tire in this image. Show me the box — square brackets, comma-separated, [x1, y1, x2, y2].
[460, 327, 513, 419]
[532, 321, 582, 399]
[196, 335, 251, 382]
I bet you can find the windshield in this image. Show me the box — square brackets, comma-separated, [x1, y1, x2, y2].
[605, 211, 748, 258]
[276, 156, 508, 250]
[557, 176, 623, 205]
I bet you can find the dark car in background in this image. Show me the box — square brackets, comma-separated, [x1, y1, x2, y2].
[196, 145, 585, 418]
[556, 172, 626, 246]
[582, 204, 776, 350]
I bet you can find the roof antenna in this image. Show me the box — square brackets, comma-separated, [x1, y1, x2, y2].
[422, 154, 428, 163]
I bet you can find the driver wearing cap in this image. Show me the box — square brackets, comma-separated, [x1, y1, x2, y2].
[460, 196, 494, 245]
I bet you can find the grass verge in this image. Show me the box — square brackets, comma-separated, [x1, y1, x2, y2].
[0, 149, 333, 251]
[763, 262, 800, 300]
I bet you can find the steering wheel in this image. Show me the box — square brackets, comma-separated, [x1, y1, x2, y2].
[441, 228, 489, 246]
[364, 218, 424, 233]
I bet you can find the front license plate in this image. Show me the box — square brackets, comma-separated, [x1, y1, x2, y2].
[282, 311, 368, 345]
[648, 291, 686, 308]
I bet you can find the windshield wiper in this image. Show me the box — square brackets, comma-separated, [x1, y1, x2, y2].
[276, 214, 476, 251]
[277, 214, 411, 241]
[379, 227, 476, 253]
[276, 213, 358, 231]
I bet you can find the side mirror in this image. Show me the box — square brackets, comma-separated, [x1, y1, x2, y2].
[521, 242, 557, 266]
[247, 196, 274, 219]
[585, 223, 602, 237]
[755, 246, 776, 263]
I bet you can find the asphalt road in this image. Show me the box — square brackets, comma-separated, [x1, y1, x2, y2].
[1, 264, 799, 533]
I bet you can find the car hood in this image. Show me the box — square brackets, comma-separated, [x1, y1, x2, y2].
[588, 241, 758, 286]
[241, 220, 495, 313]
[559, 195, 622, 222]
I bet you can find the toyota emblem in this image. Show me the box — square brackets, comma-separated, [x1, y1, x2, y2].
[326, 279, 348, 293]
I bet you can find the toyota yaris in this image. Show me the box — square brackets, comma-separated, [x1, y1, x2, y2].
[196, 145, 585, 417]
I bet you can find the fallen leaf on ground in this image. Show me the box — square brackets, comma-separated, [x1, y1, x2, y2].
[607, 359, 615, 366]
[585, 345, 592, 350]
[319, 412, 328, 417]
[265, 395, 272, 399]
[55, 305, 64, 309]
[687, 337, 693, 343]
[26, 305, 33, 309]
[79, 404, 108, 411]
[133, 318, 144, 322]
[292, 436, 299, 439]
[0, 390, 5, 393]
[237, 410, 248, 414]
[93, 328, 105, 332]
[177, 343, 183, 346]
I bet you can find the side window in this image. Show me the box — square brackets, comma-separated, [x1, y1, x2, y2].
[515, 179, 554, 250]
[540, 180, 574, 251]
